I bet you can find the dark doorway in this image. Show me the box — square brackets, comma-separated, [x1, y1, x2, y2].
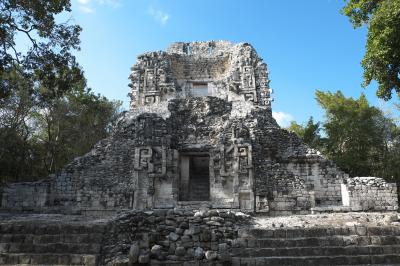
[179, 155, 210, 201]
[191, 82, 209, 97]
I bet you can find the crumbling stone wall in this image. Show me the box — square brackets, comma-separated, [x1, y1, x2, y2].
[342, 177, 398, 211]
[101, 209, 253, 265]
[0, 180, 50, 211]
[250, 118, 347, 214]
[0, 136, 138, 215]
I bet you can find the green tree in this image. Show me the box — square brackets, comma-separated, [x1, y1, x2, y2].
[0, 70, 122, 182]
[0, 0, 83, 102]
[316, 90, 400, 180]
[287, 117, 323, 150]
[0, 69, 43, 182]
[0, 1, 123, 183]
[342, 0, 400, 100]
[34, 87, 122, 175]
[287, 121, 305, 137]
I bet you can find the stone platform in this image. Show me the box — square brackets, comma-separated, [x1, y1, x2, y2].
[0, 211, 399, 265]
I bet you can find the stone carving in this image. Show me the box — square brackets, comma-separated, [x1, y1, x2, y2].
[220, 144, 235, 179]
[134, 146, 167, 176]
[129, 41, 273, 109]
[134, 147, 153, 171]
[133, 146, 167, 205]
[240, 66, 257, 102]
[237, 145, 252, 187]
[256, 62, 272, 106]
[129, 53, 174, 108]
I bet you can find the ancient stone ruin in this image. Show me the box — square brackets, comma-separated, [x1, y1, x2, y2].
[0, 40, 398, 216]
[0, 41, 400, 266]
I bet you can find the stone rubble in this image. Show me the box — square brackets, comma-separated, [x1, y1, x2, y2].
[101, 209, 253, 265]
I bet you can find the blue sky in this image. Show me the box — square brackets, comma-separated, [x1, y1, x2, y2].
[68, 0, 397, 126]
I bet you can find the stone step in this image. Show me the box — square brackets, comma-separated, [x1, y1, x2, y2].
[255, 235, 400, 248]
[0, 242, 101, 254]
[191, 191, 209, 197]
[234, 245, 400, 257]
[0, 233, 104, 244]
[189, 179, 210, 201]
[249, 226, 400, 239]
[190, 184, 209, 192]
[190, 195, 210, 201]
[0, 253, 98, 265]
[236, 254, 400, 265]
[176, 201, 211, 210]
[191, 187, 209, 192]
[191, 191, 209, 195]
[191, 184, 208, 188]
[0, 223, 105, 235]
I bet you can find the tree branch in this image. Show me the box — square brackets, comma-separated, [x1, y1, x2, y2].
[7, 41, 21, 64]
[13, 24, 38, 48]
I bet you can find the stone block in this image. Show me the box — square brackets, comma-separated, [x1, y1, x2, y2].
[19, 255, 31, 264]
[128, 242, 140, 263]
[175, 246, 186, 257]
[138, 253, 150, 264]
[205, 250, 217, 261]
[355, 226, 367, 236]
[168, 232, 180, 242]
[194, 247, 204, 260]
[231, 257, 241, 266]
[0, 243, 9, 253]
[82, 255, 97, 266]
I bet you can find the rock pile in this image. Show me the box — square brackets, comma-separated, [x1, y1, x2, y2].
[101, 209, 253, 265]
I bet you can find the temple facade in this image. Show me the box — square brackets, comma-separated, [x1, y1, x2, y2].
[0, 41, 397, 216]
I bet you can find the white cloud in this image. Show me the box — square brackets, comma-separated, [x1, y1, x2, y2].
[79, 5, 95, 13]
[148, 7, 170, 26]
[77, 0, 121, 14]
[272, 111, 294, 127]
[98, 0, 121, 8]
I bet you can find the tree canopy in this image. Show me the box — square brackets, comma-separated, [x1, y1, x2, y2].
[0, 71, 122, 183]
[288, 91, 400, 181]
[342, 0, 400, 100]
[287, 117, 322, 150]
[0, 1, 122, 183]
[315, 90, 400, 180]
[0, 0, 83, 102]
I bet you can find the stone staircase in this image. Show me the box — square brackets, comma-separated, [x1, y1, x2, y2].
[0, 215, 106, 265]
[233, 226, 400, 265]
[1, 213, 400, 265]
[189, 176, 210, 201]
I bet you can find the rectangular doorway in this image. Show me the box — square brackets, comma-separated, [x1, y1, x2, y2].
[191, 82, 209, 97]
[179, 155, 210, 201]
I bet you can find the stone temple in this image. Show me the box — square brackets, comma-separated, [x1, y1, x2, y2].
[0, 41, 398, 215]
[1, 41, 400, 266]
